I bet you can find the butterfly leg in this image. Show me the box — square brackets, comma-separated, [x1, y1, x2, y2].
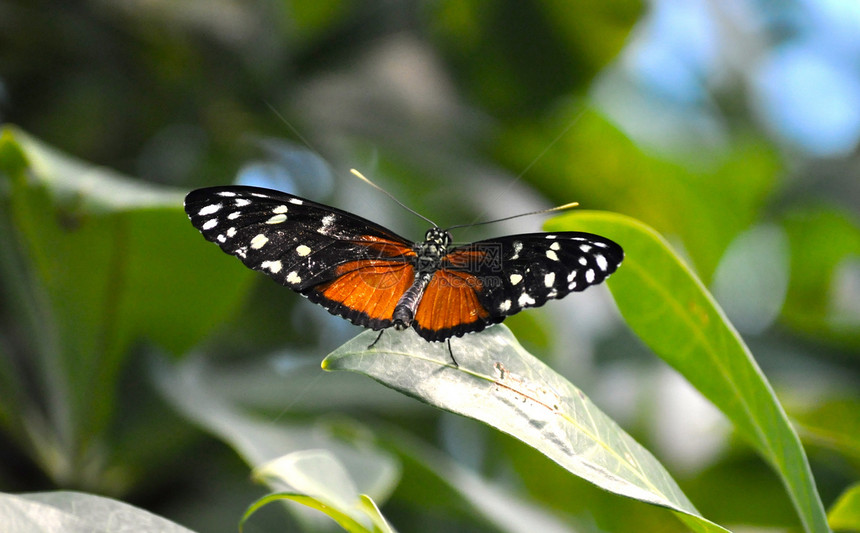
[446, 338, 459, 368]
[368, 329, 385, 349]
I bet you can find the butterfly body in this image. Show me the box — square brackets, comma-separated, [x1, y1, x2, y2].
[185, 186, 623, 342]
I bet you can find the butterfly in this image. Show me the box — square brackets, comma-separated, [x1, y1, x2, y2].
[184, 184, 623, 352]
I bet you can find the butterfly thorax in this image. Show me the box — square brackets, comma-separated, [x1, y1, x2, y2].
[392, 227, 453, 329]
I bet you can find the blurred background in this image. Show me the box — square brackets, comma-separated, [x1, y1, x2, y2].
[1, 0, 859, 531]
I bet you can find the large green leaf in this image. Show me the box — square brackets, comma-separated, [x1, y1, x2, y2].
[157, 354, 577, 533]
[323, 326, 728, 532]
[0, 126, 254, 488]
[546, 210, 829, 532]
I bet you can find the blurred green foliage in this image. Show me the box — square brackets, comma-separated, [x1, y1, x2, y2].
[1, 1, 858, 532]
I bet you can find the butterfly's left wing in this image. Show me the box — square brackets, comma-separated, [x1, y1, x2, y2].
[185, 185, 417, 331]
[411, 232, 623, 341]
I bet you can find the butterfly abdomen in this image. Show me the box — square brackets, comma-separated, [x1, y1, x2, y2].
[393, 271, 433, 329]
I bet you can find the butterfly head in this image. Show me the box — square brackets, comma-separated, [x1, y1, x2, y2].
[424, 227, 452, 248]
[412, 227, 452, 274]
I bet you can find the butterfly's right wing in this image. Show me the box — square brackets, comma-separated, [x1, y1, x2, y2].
[185, 186, 417, 329]
[463, 231, 623, 314]
[410, 231, 623, 341]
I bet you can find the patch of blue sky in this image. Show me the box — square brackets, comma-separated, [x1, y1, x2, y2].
[625, 0, 718, 105]
[754, 42, 860, 157]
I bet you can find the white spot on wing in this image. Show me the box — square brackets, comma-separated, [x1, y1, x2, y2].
[286, 271, 301, 284]
[585, 269, 595, 283]
[511, 241, 523, 260]
[518, 292, 536, 307]
[250, 234, 269, 249]
[499, 299, 512, 312]
[198, 204, 221, 216]
[595, 254, 608, 270]
[202, 219, 218, 230]
[546, 250, 559, 261]
[550, 241, 560, 251]
[579, 244, 592, 253]
[289, 198, 304, 205]
[510, 273, 523, 285]
[546, 234, 557, 239]
[267, 214, 287, 224]
[227, 227, 237, 237]
[235, 198, 251, 207]
[261, 260, 282, 273]
[217, 191, 237, 197]
[296, 245, 311, 257]
[318, 214, 336, 234]
[578, 257, 588, 266]
[272, 205, 289, 214]
[216, 234, 226, 243]
[227, 211, 241, 220]
[544, 272, 556, 288]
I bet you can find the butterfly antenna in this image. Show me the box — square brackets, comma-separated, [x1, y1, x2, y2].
[350, 168, 438, 227]
[445, 201, 579, 231]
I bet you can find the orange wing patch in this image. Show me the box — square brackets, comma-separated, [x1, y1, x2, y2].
[314, 260, 414, 324]
[414, 269, 489, 334]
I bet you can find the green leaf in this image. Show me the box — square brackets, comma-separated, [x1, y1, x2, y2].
[829, 482, 860, 531]
[158, 356, 574, 533]
[0, 491, 196, 533]
[246, 451, 396, 533]
[241, 492, 372, 533]
[546, 210, 829, 533]
[323, 326, 728, 532]
[377, 423, 589, 533]
[0, 127, 255, 488]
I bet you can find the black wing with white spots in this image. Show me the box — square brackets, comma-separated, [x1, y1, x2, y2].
[444, 232, 623, 321]
[185, 185, 624, 343]
[184, 185, 414, 292]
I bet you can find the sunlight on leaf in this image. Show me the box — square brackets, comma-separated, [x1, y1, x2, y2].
[547, 210, 829, 533]
[0, 491, 195, 533]
[255, 450, 361, 506]
[323, 325, 728, 532]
